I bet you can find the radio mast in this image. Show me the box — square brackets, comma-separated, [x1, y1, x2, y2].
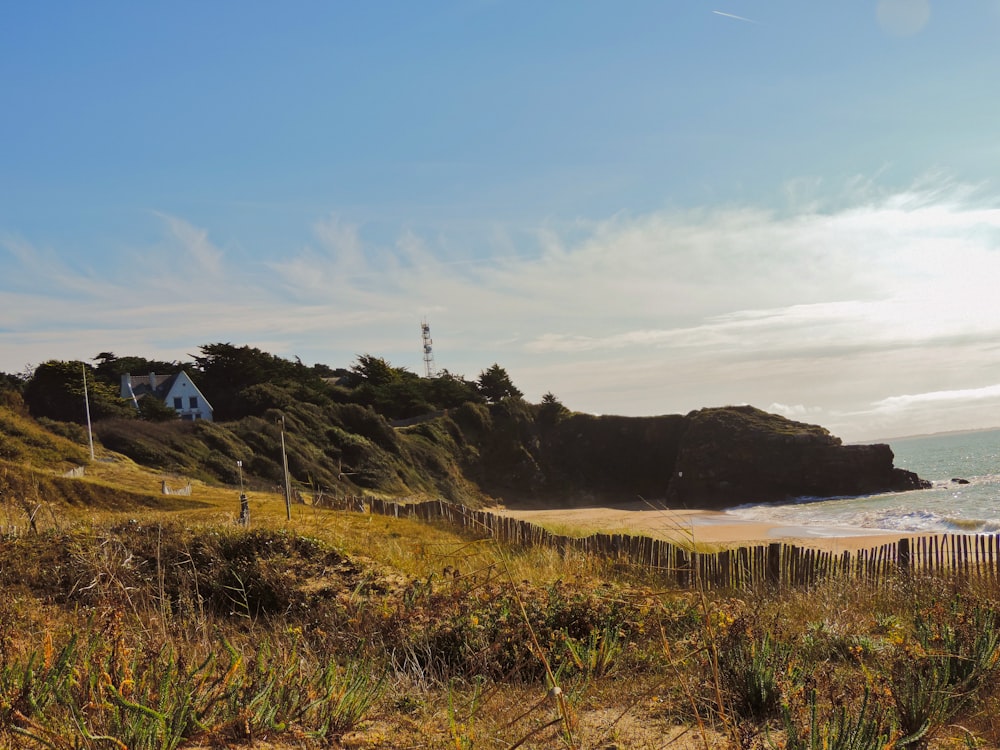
[421, 319, 436, 377]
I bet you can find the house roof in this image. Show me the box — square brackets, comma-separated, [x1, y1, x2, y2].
[128, 373, 181, 400]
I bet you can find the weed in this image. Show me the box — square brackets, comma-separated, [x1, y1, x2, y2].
[716, 618, 789, 723]
[563, 622, 621, 678]
[778, 687, 896, 750]
[886, 604, 1000, 747]
[309, 658, 386, 740]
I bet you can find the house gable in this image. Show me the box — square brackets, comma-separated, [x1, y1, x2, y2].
[121, 371, 214, 422]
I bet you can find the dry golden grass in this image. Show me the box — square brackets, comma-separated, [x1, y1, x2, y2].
[4, 455, 1000, 748]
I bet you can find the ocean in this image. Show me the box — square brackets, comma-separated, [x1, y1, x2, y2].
[724, 428, 1000, 536]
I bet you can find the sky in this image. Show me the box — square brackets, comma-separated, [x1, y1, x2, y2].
[3, 1, 1000, 443]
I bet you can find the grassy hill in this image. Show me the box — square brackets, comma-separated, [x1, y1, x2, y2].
[1, 404, 1000, 747]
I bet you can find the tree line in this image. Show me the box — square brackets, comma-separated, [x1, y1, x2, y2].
[0, 344, 564, 426]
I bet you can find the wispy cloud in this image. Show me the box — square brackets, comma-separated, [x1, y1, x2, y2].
[872, 385, 1000, 412]
[157, 213, 226, 277]
[3, 176, 1000, 440]
[712, 10, 759, 24]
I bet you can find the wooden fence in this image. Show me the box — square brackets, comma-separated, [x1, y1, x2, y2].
[313, 494, 999, 591]
[161, 480, 192, 496]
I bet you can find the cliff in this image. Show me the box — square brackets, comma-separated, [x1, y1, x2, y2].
[662, 406, 928, 508]
[465, 403, 929, 509]
[12, 396, 927, 511]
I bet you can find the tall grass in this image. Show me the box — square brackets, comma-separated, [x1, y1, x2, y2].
[5, 454, 1000, 747]
[0, 629, 384, 749]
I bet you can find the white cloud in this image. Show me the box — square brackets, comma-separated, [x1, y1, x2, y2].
[3, 176, 1000, 441]
[872, 384, 1000, 412]
[157, 213, 226, 277]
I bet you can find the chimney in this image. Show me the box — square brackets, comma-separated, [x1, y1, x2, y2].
[149, 372, 157, 390]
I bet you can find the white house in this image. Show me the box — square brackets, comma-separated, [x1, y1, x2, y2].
[121, 371, 214, 421]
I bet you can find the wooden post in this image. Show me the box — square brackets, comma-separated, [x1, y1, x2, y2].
[898, 537, 910, 577]
[766, 543, 781, 587]
[677, 549, 690, 588]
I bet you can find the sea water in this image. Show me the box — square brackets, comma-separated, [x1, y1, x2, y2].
[725, 428, 1000, 535]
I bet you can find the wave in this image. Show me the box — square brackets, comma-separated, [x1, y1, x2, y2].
[942, 517, 1000, 533]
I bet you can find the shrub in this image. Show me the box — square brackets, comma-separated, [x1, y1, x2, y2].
[781, 688, 896, 750]
[886, 604, 1000, 747]
[716, 619, 788, 722]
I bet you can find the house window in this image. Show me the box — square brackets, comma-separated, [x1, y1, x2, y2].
[189, 396, 198, 409]
[173, 397, 182, 409]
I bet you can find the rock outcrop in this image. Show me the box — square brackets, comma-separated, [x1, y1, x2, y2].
[480, 404, 929, 509]
[663, 406, 928, 509]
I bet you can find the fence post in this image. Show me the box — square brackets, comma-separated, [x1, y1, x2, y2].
[766, 543, 781, 587]
[897, 537, 910, 577]
[677, 549, 690, 588]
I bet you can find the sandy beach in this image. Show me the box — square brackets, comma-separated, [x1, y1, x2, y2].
[492, 499, 915, 553]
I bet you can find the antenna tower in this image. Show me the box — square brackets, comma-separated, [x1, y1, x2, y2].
[421, 319, 436, 377]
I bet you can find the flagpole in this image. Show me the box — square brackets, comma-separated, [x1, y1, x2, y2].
[280, 416, 291, 520]
[82, 365, 95, 461]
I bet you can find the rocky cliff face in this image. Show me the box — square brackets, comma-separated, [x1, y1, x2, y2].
[662, 406, 928, 509]
[475, 404, 929, 509]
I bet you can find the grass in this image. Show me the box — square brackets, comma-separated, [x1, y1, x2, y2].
[4, 454, 1000, 748]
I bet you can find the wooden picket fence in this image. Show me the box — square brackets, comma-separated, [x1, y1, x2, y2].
[313, 494, 999, 591]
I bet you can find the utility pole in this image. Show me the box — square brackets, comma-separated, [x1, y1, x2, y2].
[82, 365, 95, 461]
[279, 417, 292, 520]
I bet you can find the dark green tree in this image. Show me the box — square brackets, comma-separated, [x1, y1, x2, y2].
[23, 360, 134, 423]
[92, 352, 180, 386]
[191, 343, 328, 420]
[0, 371, 24, 393]
[137, 394, 180, 422]
[310, 362, 344, 379]
[538, 391, 569, 424]
[0, 372, 26, 413]
[350, 354, 410, 387]
[427, 370, 483, 409]
[477, 364, 523, 404]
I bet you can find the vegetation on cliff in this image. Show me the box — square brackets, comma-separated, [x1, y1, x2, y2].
[1, 344, 924, 509]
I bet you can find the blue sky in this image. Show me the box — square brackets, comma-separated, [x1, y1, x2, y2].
[3, 1, 1000, 441]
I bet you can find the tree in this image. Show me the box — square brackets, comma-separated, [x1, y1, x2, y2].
[350, 355, 410, 387]
[310, 362, 342, 379]
[92, 352, 179, 386]
[538, 391, 569, 424]
[0, 371, 25, 395]
[23, 360, 134, 423]
[137, 394, 180, 422]
[476, 364, 522, 404]
[191, 343, 326, 420]
[0, 373, 26, 413]
[427, 370, 483, 409]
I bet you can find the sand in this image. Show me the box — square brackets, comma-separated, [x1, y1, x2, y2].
[492, 499, 915, 553]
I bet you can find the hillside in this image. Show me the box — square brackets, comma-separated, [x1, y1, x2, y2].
[84, 402, 930, 510]
[2, 347, 928, 510]
[1, 397, 926, 514]
[0, 399, 998, 748]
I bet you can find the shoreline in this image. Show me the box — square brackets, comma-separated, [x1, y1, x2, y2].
[491, 500, 918, 553]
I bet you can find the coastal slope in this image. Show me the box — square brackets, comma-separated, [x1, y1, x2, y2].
[466, 403, 929, 509]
